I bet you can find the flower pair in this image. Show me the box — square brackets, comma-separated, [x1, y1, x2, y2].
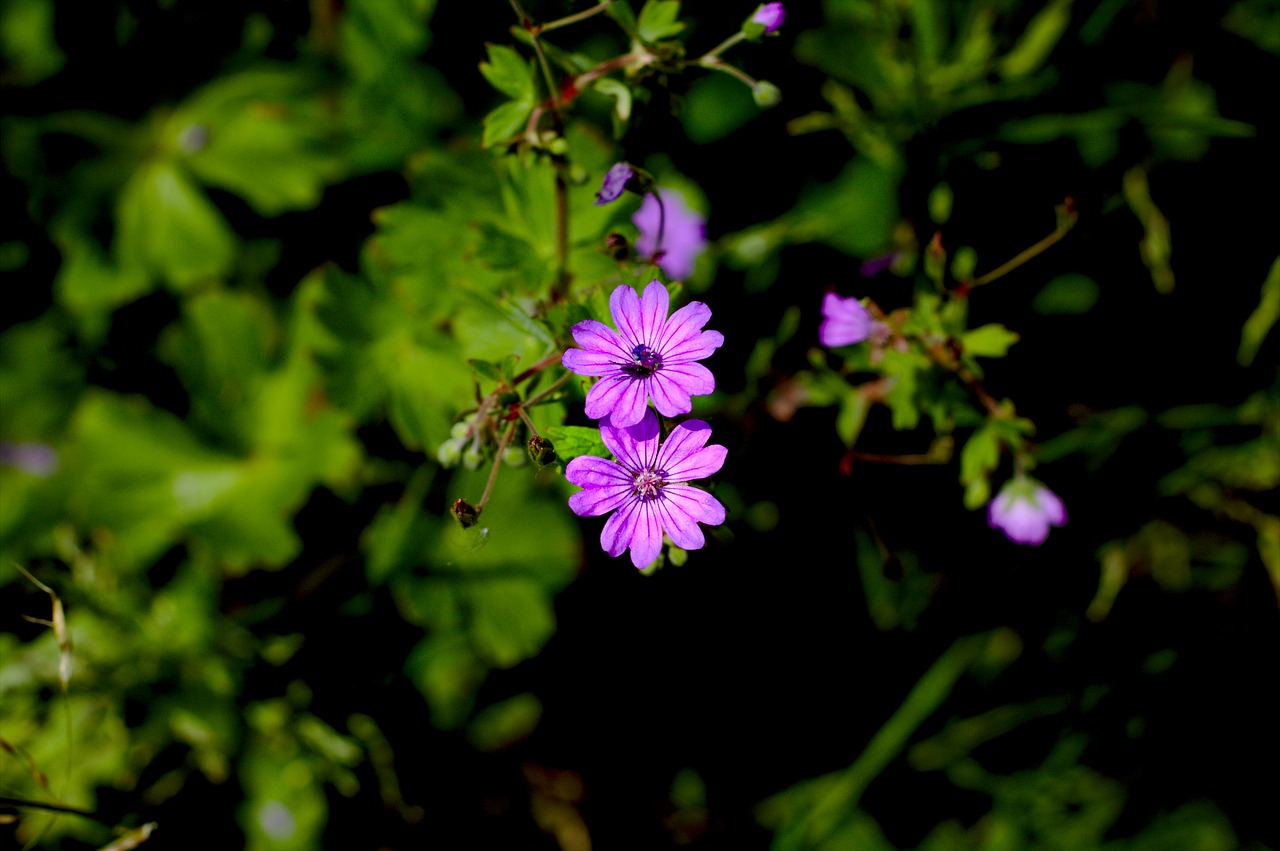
[562, 280, 726, 568]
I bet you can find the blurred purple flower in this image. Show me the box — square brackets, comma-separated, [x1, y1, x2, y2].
[751, 2, 786, 33]
[563, 280, 723, 428]
[0, 441, 58, 477]
[633, 189, 707, 280]
[566, 409, 727, 568]
[596, 162, 634, 205]
[988, 478, 1067, 546]
[819, 292, 873, 347]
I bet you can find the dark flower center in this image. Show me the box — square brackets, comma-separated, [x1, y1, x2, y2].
[624, 344, 663, 378]
[633, 469, 665, 500]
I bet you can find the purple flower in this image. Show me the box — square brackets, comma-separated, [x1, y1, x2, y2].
[596, 162, 635, 205]
[750, 2, 786, 33]
[566, 409, 727, 568]
[819, 292, 873, 347]
[988, 478, 1067, 546]
[563, 280, 723, 428]
[633, 189, 707, 280]
[0, 441, 58, 477]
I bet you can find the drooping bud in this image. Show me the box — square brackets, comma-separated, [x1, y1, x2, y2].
[743, 2, 785, 40]
[452, 498, 479, 528]
[528, 436, 558, 467]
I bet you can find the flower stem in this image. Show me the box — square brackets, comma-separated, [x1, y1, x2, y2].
[969, 199, 1078, 288]
[698, 56, 759, 90]
[476, 420, 518, 515]
[539, 0, 614, 33]
[697, 32, 746, 63]
[552, 163, 571, 300]
[508, 0, 561, 110]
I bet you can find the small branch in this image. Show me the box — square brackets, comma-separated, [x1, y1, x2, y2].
[970, 199, 1078, 288]
[476, 421, 519, 514]
[540, 0, 614, 33]
[696, 32, 746, 64]
[523, 370, 572, 408]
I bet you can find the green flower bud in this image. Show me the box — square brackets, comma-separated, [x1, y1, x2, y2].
[528, 436, 558, 467]
[752, 81, 782, 108]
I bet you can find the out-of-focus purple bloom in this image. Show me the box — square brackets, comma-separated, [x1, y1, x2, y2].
[819, 292, 873, 347]
[859, 252, 898, 277]
[988, 478, 1067, 546]
[596, 162, 635, 205]
[750, 2, 786, 33]
[563, 280, 723, 428]
[0, 441, 59, 477]
[566, 409, 727, 568]
[633, 189, 707, 280]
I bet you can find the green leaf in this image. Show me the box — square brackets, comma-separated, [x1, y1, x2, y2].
[998, 0, 1073, 80]
[480, 43, 535, 100]
[636, 0, 685, 42]
[961, 324, 1020, 358]
[544, 425, 608, 462]
[1033, 273, 1100, 315]
[960, 423, 1001, 509]
[115, 160, 236, 288]
[467, 693, 543, 752]
[482, 99, 534, 149]
[1238, 256, 1280, 366]
[174, 70, 339, 215]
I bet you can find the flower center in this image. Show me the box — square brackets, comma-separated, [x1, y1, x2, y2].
[624, 344, 663, 378]
[633, 468, 665, 500]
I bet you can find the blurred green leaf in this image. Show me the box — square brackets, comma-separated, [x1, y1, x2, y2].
[467, 693, 543, 752]
[115, 160, 236, 288]
[1238, 256, 1280, 366]
[636, 0, 685, 42]
[961, 324, 1020, 358]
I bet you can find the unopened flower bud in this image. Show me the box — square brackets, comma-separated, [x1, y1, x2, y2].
[602, 232, 631, 261]
[436, 436, 464, 468]
[752, 81, 782, 108]
[451, 422, 471, 440]
[452, 498, 479, 529]
[462, 445, 484, 470]
[743, 2, 785, 39]
[528, 436, 558, 467]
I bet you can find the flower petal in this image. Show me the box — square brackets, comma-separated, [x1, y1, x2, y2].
[565, 455, 632, 489]
[655, 418, 711, 464]
[664, 328, 724, 364]
[562, 348, 623, 377]
[600, 409, 660, 471]
[648, 370, 694, 418]
[609, 284, 645, 347]
[664, 445, 727, 482]
[1035, 486, 1067, 526]
[601, 499, 639, 558]
[638, 280, 670, 348]
[570, 319, 630, 360]
[657, 362, 715, 398]
[583, 375, 648, 427]
[663, 484, 725, 527]
[654, 492, 706, 551]
[658, 300, 712, 349]
[627, 500, 664, 568]
[568, 483, 632, 517]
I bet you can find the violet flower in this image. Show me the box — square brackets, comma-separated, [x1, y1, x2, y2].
[633, 189, 707, 280]
[566, 409, 727, 568]
[596, 162, 635, 205]
[750, 2, 786, 34]
[988, 478, 1067, 546]
[563, 280, 723, 428]
[819, 292, 873, 347]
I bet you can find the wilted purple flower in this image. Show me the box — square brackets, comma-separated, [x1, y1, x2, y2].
[563, 280, 723, 428]
[750, 2, 786, 33]
[566, 409, 727, 568]
[633, 189, 707, 280]
[988, 478, 1067, 546]
[596, 162, 635, 205]
[819, 292, 873, 347]
[0, 441, 58, 477]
